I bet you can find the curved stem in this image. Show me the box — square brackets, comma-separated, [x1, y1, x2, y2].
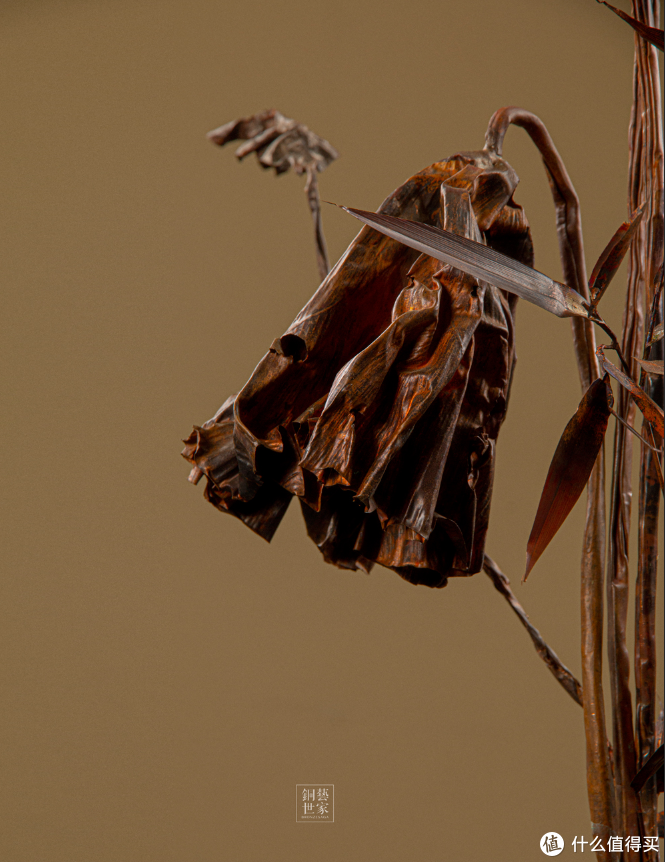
[485, 107, 599, 386]
[485, 107, 614, 854]
[589, 314, 633, 374]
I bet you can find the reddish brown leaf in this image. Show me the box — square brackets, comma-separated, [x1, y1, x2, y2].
[597, 347, 664, 438]
[635, 358, 664, 376]
[588, 204, 645, 308]
[183, 154, 533, 587]
[598, 1, 664, 51]
[524, 376, 613, 580]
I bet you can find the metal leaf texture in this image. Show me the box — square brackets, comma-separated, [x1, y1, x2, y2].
[597, 347, 664, 438]
[524, 376, 613, 581]
[207, 108, 338, 176]
[336, 205, 588, 318]
[588, 204, 645, 308]
[635, 358, 665, 376]
[183, 153, 535, 587]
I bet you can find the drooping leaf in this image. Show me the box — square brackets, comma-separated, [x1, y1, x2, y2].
[630, 744, 664, 794]
[208, 109, 338, 280]
[207, 108, 338, 176]
[335, 205, 589, 319]
[589, 204, 645, 309]
[597, 0, 664, 51]
[597, 347, 664, 438]
[183, 154, 531, 588]
[635, 358, 665, 376]
[524, 376, 613, 581]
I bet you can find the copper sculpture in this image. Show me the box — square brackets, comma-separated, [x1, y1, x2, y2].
[183, 1, 664, 853]
[183, 150, 532, 588]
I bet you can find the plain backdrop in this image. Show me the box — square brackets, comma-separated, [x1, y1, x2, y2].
[1, 1, 662, 860]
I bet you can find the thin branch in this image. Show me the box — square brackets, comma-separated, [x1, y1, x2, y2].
[484, 556, 582, 706]
[305, 166, 330, 281]
[590, 314, 632, 374]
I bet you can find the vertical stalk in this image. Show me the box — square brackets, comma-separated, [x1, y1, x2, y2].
[607, 405, 641, 858]
[605, 0, 663, 856]
[485, 108, 613, 858]
[304, 166, 330, 282]
[631, 0, 663, 848]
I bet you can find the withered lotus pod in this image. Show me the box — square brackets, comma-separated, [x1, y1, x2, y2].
[182, 150, 534, 588]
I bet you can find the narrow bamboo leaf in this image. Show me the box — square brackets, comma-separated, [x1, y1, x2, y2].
[630, 744, 664, 793]
[646, 322, 664, 348]
[635, 358, 665, 376]
[610, 408, 663, 453]
[334, 205, 589, 319]
[589, 204, 645, 308]
[524, 376, 613, 581]
[598, 1, 664, 51]
[597, 347, 664, 438]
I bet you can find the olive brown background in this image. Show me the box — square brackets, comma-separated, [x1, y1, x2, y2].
[1, 1, 663, 860]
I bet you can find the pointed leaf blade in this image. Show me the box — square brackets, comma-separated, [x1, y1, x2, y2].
[597, 348, 664, 438]
[598, 1, 664, 51]
[589, 204, 645, 308]
[335, 205, 589, 319]
[635, 358, 665, 376]
[524, 376, 613, 580]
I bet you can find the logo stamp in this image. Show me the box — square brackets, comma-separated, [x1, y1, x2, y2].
[296, 785, 334, 822]
[540, 832, 565, 856]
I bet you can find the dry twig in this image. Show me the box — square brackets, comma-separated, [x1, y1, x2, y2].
[483, 556, 583, 705]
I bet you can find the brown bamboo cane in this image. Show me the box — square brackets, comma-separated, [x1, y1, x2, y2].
[485, 107, 613, 858]
[631, 0, 663, 847]
[636, 287, 664, 840]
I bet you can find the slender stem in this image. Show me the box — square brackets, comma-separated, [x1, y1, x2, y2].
[484, 556, 583, 705]
[629, 0, 663, 849]
[484, 107, 615, 858]
[485, 109, 600, 386]
[643, 422, 665, 494]
[304, 166, 330, 282]
[589, 313, 633, 375]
